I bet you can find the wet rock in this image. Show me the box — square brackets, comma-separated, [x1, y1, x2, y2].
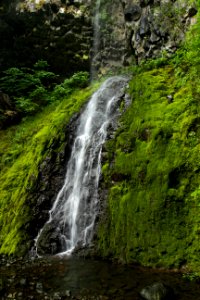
[122, 0, 195, 63]
[36, 221, 66, 255]
[65, 290, 71, 297]
[124, 5, 142, 22]
[53, 291, 62, 299]
[139, 17, 151, 37]
[167, 95, 173, 103]
[0, 92, 12, 110]
[150, 32, 160, 43]
[140, 282, 174, 300]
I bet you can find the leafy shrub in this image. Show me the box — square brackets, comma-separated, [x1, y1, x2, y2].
[15, 97, 39, 114]
[50, 85, 70, 101]
[63, 71, 89, 89]
[29, 86, 49, 104]
[50, 71, 89, 102]
[33, 60, 49, 70]
[0, 62, 89, 120]
[0, 68, 41, 97]
[0, 60, 57, 97]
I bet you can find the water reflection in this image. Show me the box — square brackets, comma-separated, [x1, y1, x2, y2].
[1, 257, 200, 299]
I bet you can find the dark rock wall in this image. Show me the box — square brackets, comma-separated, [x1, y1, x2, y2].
[121, 0, 197, 62]
[91, 0, 129, 77]
[90, 0, 197, 76]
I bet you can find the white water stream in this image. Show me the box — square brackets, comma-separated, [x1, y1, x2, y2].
[90, 0, 101, 79]
[36, 76, 128, 255]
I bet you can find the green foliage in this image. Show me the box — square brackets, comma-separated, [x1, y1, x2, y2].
[0, 61, 89, 118]
[33, 60, 49, 69]
[29, 86, 49, 103]
[50, 71, 89, 102]
[15, 97, 39, 114]
[0, 82, 99, 256]
[0, 67, 41, 97]
[182, 272, 200, 282]
[63, 71, 89, 89]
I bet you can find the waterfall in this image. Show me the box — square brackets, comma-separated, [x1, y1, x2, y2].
[90, 0, 101, 80]
[36, 76, 128, 256]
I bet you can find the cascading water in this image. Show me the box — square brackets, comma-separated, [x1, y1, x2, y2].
[90, 0, 101, 80]
[36, 76, 128, 256]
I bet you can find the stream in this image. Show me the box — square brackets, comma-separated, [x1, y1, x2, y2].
[1, 256, 200, 299]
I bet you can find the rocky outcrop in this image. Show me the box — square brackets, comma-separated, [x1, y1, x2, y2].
[91, 0, 197, 76]
[140, 282, 175, 300]
[121, 0, 198, 62]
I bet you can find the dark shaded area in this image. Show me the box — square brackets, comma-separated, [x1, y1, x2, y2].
[124, 5, 142, 22]
[1, 257, 200, 299]
[0, 5, 92, 76]
[0, 91, 20, 128]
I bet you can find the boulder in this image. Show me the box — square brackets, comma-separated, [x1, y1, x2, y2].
[140, 282, 174, 300]
[36, 220, 66, 256]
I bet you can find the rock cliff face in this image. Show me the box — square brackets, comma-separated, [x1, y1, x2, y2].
[121, 0, 197, 62]
[90, 0, 197, 75]
[0, 0, 197, 76]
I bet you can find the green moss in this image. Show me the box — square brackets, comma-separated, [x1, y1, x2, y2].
[97, 2, 200, 272]
[0, 83, 99, 256]
[97, 59, 200, 270]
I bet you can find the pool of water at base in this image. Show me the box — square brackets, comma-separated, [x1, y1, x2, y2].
[0, 256, 200, 299]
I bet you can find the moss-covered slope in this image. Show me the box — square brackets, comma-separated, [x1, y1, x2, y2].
[0, 84, 98, 256]
[97, 7, 200, 271]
